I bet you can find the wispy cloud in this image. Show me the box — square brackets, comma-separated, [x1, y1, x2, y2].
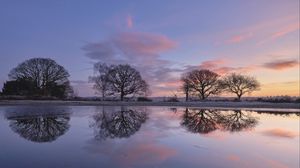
[183, 59, 256, 75]
[226, 154, 289, 168]
[226, 32, 253, 44]
[262, 81, 299, 86]
[271, 23, 299, 39]
[266, 159, 289, 168]
[82, 31, 177, 95]
[117, 143, 176, 167]
[199, 60, 225, 69]
[83, 31, 176, 64]
[263, 60, 299, 70]
[227, 154, 240, 161]
[258, 23, 299, 45]
[261, 128, 298, 138]
[126, 15, 133, 28]
[218, 15, 299, 46]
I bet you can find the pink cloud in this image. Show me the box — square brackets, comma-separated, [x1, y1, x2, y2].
[83, 31, 177, 66]
[228, 22, 298, 45]
[226, 155, 290, 168]
[213, 67, 237, 75]
[114, 32, 177, 56]
[266, 159, 289, 168]
[217, 66, 257, 75]
[157, 80, 181, 88]
[189, 59, 256, 75]
[150, 86, 178, 96]
[227, 155, 240, 161]
[262, 128, 298, 138]
[117, 143, 177, 167]
[126, 15, 133, 28]
[226, 32, 253, 44]
[257, 22, 299, 45]
[263, 60, 299, 70]
[83, 31, 178, 96]
[217, 15, 299, 46]
[199, 59, 225, 69]
[271, 23, 299, 39]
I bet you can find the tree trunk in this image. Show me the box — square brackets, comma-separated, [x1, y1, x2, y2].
[237, 94, 241, 101]
[200, 94, 206, 100]
[120, 91, 124, 101]
[102, 92, 105, 101]
[185, 92, 189, 102]
[200, 87, 206, 100]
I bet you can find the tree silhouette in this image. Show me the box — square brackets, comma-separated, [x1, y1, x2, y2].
[181, 108, 259, 134]
[6, 58, 73, 98]
[181, 108, 220, 134]
[91, 107, 148, 140]
[216, 110, 258, 132]
[6, 107, 70, 143]
[89, 63, 113, 100]
[180, 74, 192, 101]
[184, 69, 221, 100]
[106, 64, 149, 101]
[2, 79, 36, 96]
[219, 73, 260, 100]
[90, 64, 149, 101]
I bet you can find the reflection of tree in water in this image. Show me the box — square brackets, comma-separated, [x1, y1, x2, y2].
[181, 108, 258, 134]
[91, 107, 147, 140]
[217, 110, 258, 132]
[169, 108, 178, 113]
[6, 106, 70, 143]
[181, 109, 219, 134]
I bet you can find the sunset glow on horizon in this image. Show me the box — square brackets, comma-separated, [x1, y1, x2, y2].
[0, 0, 299, 97]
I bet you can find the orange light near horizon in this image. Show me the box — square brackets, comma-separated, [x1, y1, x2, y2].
[256, 81, 300, 97]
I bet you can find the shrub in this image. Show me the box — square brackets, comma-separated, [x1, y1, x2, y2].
[137, 97, 152, 102]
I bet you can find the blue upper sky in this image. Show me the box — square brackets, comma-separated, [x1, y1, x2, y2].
[0, 0, 299, 96]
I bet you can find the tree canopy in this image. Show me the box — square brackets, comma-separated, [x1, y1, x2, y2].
[219, 73, 260, 100]
[90, 63, 148, 101]
[2, 58, 73, 98]
[184, 69, 221, 100]
[91, 107, 148, 140]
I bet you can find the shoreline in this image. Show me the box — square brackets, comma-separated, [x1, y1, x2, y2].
[0, 100, 299, 112]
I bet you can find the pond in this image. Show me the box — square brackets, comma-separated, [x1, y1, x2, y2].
[0, 106, 299, 168]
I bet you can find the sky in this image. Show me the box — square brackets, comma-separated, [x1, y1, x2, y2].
[0, 0, 299, 97]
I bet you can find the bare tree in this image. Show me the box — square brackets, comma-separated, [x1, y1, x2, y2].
[89, 63, 149, 101]
[185, 69, 221, 100]
[219, 73, 260, 100]
[180, 75, 192, 101]
[6, 106, 71, 143]
[181, 108, 220, 134]
[89, 63, 113, 100]
[8, 58, 72, 98]
[217, 110, 258, 132]
[106, 64, 148, 101]
[91, 107, 148, 140]
[181, 108, 258, 134]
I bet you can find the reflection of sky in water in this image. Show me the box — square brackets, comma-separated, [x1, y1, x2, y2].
[0, 106, 299, 168]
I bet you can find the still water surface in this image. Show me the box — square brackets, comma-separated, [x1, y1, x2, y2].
[0, 106, 299, 168]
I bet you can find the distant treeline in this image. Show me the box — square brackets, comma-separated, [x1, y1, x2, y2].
[0, 57, 298, 102]
[255, 96, 300, 103]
